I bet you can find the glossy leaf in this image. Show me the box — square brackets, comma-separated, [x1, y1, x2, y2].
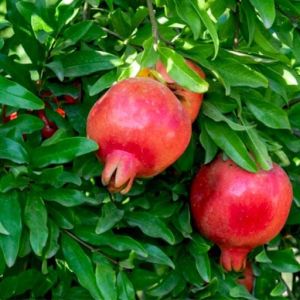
[62, 234, 103, 300]
[0, 76, 44, 109]
[94, 254, 117, 300]
[0, 137, 28, 164]
[95, 202, 124, 234]
[173, 0, 202, 40]
[204, 118, 257, 172]
[0, 191, 22, 267]
[117, 271, 135, 300]
[0, 115, 44, 135]
[43, 188, 92, 207]
[24, 194, 48, 256]
[126, 211, 175, 245]
[142, 244, 175, 269]
[158, 46, 208, 93]
[244, 93, 290, 129]
[50, 50, 123, 79]
[75, 227, 148, 258]
[268, 249, 300, 273]
[249, 0, 275, 28]
[31, 137, 98, 168]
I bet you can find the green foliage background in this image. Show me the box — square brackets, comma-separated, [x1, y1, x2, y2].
[0, 0, 300, 299]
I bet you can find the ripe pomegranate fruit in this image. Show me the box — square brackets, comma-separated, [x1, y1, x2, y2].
[86, 77, 191, 194]
[238, 262, 254, 292]
[190, 155, 293, 272]
[156, 59, 205, 122]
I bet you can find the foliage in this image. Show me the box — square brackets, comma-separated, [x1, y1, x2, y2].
[0, 0, 300, 299]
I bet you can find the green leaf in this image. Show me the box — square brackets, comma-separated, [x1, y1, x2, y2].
[270, 281, 286, 297]
[173, 0, 202, 40]
[96, 202, 124, 234]
[229, 285, 256, 299]
[202, 102, 251, 131]
[0, 191, 22, 267]
[0, 137, 28, 164]
[204, 118, 257, 172]
[50, 50, 123, 79]
[176, 204, 193, 238]
[249, 0, 275, 28]
[117, 271, 135, 300]
[268, 248, 300, 273]
[140, 37, 159, 68]
[0, 54, 35, 91]
[243, 123, 272, 170]
[255, 248, 272, 263]
[94, 254, 117, 300]
[75, 227, 148, 258]
[0, 76, 44, 110]
[43, 188, 91, 207]
[0, 269, 42, 299]
[126, 211, 175, 244]
[142, 244, 175, 269]
[158, 46, 208, 93]
[44, 220, 60, 259]
[244, 92, 290, 129]
[0, 115, 44, 135]
[191, 1, 219, 58]
[148, 272, 180, 297]
[31, 137, 98, 168]
[88, 70, 117, 96]
[24, 194, 48, 256]
[62, 234, 103, 300]
[0, 173, 29, 193]
[288, 103, 300, 129]
[210, 58, 268, 94]
[199, 122, 218, 164]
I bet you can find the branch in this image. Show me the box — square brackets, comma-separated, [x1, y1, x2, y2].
[282, 277, 297, 300]
[64, 230, 118, 264]
[146, 0, 159, 49]
[101, 27, 123, 40]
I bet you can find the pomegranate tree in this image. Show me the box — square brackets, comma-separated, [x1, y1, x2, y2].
[190, 155, 293, 272]
[156, 59, 205, 122]
[87, 77, 191, 194]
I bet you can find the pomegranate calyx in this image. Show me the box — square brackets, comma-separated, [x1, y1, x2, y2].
[220, 246, 250, 272]
[101, 150, 142, 195]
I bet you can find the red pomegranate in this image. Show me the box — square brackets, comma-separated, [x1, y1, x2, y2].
[86, 77, 191, 194]
[190, 155, 293, 272]
[156, 59, 205, 122]
[238, 262, 254, 292]
[37, 110, 57, 139]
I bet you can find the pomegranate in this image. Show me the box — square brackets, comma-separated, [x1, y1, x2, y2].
[37, 110, 57, 139]
[190, 155, 293, 272]
[86, 77, 191, 194]
[237, 262, 254, 292]
[156, 59, 205, 122]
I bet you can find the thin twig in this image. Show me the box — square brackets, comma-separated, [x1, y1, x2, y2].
[282, 277, 297, 300]
[146, 0, 159, 49]
[101, 27, 123, 40]
[64, 230, 118, 264]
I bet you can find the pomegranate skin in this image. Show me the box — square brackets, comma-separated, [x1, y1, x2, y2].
[238, 262, 254, 292]
[156, 59, 205, 122]
[190, 155, 293, 272]
[87, 77, 191, 194]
